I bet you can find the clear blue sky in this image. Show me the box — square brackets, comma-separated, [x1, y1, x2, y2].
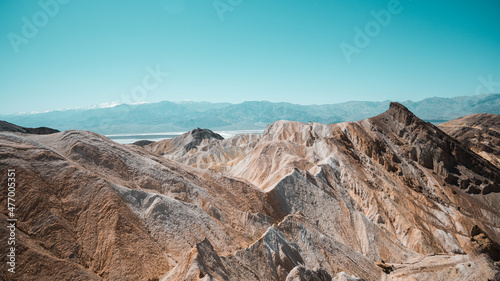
[1, 0, 499, 114]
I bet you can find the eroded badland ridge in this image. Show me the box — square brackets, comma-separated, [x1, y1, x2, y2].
[1, 103, 499, 280]
[439, 113, 500, 169]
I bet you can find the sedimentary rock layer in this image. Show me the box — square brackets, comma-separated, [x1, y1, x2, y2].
[1, 104, 499, 280]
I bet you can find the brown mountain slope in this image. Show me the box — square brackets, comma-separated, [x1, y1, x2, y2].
[151, 103, 500, 280]
[438, 113, 500, 168]
[1, 103, 499, 280]
[0, 130, 279, 280]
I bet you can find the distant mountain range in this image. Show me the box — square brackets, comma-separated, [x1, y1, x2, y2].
[2, 93, 499, 134]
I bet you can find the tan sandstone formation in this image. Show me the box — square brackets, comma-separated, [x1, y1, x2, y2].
[1, 103, 499, 280]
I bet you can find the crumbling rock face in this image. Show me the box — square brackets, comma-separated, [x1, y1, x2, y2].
[375, 260, 394, 274]
[161, 238, 231, 281]
[372, 103, 500, 195]
[162, 214, 384, 281]
[470, 225, 500, 262]
[439, 113, 500, 168]
[1, 103, 499, 280]
[285, 266, 332, 281]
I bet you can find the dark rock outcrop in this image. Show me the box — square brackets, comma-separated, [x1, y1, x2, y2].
[145, 128, 224, 158]
[183, 128, 224, 151]
[471, 225, 500, 261]
[132, 140, 155, 147]
[375, 260, 394, 274]
[285, 266, 332, 281]
[0, 120, 59, 134]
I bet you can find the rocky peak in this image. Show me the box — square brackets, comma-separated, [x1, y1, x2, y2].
[189, 128, 224, 141]
[385, 102, 421, 126]
[369, 104, 500, 195]
[144, 128, 225, 157]
[184, 128, 224, 151]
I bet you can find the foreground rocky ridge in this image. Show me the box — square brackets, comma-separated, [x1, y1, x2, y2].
[1, 104, 499, 280]
[0, 130, 279, 280]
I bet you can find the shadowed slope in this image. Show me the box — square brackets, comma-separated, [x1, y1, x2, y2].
[439, 113, 500, 168]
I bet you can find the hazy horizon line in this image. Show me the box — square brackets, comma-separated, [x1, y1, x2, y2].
[3, 92, 497, 116]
